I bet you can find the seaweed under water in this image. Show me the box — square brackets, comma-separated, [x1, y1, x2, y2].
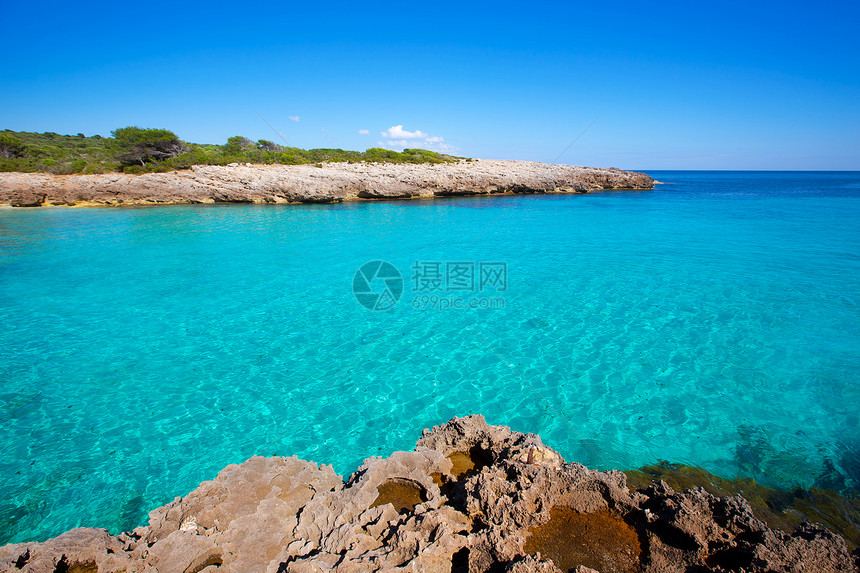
[625, 462, 860, 552]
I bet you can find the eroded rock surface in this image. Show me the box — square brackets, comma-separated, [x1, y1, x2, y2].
[0, 161, 653, 207]
[0, 416, 855, 572]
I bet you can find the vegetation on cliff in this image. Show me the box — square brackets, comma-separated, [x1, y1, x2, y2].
[0, 128, 464, 175]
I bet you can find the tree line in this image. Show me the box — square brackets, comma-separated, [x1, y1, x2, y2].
[0, 128, 464, 175]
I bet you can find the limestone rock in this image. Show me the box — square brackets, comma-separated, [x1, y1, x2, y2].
[0, 528, 129, 573]
[0, 160, 654, 207]
[0, 415, 854, 573]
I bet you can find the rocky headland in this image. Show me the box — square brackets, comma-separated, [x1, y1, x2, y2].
[1, 416, 855, 572]
[0, 161, 653, 208]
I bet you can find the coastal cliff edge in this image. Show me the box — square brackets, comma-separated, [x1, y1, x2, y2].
[0, 416, 855, 572]
[0, 160, 653, 208]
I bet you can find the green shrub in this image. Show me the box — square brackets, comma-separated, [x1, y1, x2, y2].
[112, 126, 184, 166]
[364, 147, 402, 162]
[224, 136, 254, 154]
[163, 148, 213, 169]
[0, 157, 35, 172]
[0, 133, 26, 158]
[256, 139, 282, 152]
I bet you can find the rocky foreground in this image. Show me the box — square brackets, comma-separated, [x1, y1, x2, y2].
[0, 161, 653, 207]
[1, 416, 855, 572]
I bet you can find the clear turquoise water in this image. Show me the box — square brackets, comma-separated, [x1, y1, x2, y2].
[1, 171, 859, 544]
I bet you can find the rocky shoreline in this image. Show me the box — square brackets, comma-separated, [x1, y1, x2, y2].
[1, 416, 855, 572]
[0, 160, 653, 208]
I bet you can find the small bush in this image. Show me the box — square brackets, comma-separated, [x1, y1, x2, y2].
[112, 126, 184, 166]
[0, 133, 26, 158]
[224, 136, 254, 154]
[256, 139, 282, 152]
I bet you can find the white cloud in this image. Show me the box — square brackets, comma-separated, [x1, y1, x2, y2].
[358, 129, 370, 135]
[288, 115, 300, 122]
[381, 125, 427, 139]
[379, 125, 457, 153]
[425, 138, 456, 153]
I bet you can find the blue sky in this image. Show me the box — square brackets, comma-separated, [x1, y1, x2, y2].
[1, 0, 858, 169]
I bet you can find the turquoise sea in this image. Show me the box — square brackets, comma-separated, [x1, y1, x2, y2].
[1, 171, 859, 544]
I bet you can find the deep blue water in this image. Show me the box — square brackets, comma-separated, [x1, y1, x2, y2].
[1, 171, 859, 544]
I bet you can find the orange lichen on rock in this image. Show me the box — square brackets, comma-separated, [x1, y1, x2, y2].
[447, 446, 493, 480]
[370, 479, 427, 513]
[448, 451, 476, 479]
[524, 507, 641, 573]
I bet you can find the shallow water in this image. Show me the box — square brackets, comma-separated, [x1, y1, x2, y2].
[0, 171, 858, 543]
